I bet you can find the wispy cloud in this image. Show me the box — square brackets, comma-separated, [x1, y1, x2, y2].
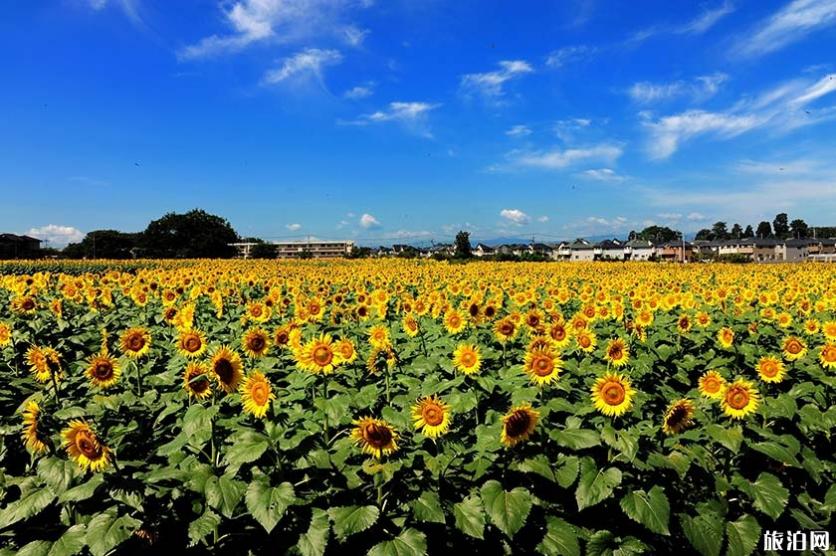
[26, 225, 85, 247]
[285, 223, 302, 231]
[734, 0, 836, 58]
[628, 73, 727, 103]
[580, 168, 626, 182]
[344, 82, 375, 99]
[500, 209, 531, 226]
[506, 124, 532, 137]
[545, 45, 597, 68]
[262, 48, 342, 85]
[460, 60, 534, 103]
[86, 0, 145, 27]
[630, 1, 735, 42]
[340, 101, 441, 137]
[505, 143, 623, 171]
[360, 213, 381, 229]
[643, 73, 836, 159]
[178, 0, 370, 60]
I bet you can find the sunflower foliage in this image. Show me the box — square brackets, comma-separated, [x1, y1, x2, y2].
[0, 259, 833, 555]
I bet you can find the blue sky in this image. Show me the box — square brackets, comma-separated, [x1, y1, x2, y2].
[2, 0, 836, 246]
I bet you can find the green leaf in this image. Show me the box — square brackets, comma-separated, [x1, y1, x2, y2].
[188, 510, 221, 547]
[749, 442, 800, 468]
[245, 477, 295, 533]
[86, 512, 142, 556]
[412, 491, 445, 524]
[750, 473, 789, 520]
[619, 486, 670, 535]
[182, 404, 216, 448]
[705, 424, 743, 454]
[576, 457, 622, 510]
[59, 475, 104, 503]
[37, 458, 79, 495]
[222, 432, 270, 473]
[725, 514, 760, 556]
[213, 475, 246, 518]
[680, 511, 724, 556]
[537, 517, 580, 556]
[298, 508, 329, 556]
[480, 480, 532, 537]
[453, 495, 485, 539]
[556, 456, 580, 488]
[47, 524, 87, 556]
[586, 530, 647, 556]
[368, 528, 428, 556]
[0, 487, 56, 528]
[551, 428, 601, 450]
[328, 505, 379, 540]
[16, 541, 52, 556]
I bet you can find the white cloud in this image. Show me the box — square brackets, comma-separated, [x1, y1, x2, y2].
[460, 60, 533, 102]
[500, 209, 531, 226]
[509, 144, 623, 170]
[344, 82, 374, 99]
[677, 1, 735, 34]
[658, 212, 683, 220]
[179, 0, 370, 59]
[341, 101, 441, 137]
[262, 48, 342, 84]
[581, 168, 626, 182]
[26, 225, 85, 247]
[537, 216, 550, 223]
[360, 213, 381, 229]
[628, 73, 727, 103]
[545, 45, 597, 68]
[506, 124, 532, 137]
[734, 0, 836, 58]
[553, 118, 593, 142]
[286, 223, 302, 231]
[644, 72, 836, 158]
[687, 212, 707, 221]
[88, 0, 108, 9]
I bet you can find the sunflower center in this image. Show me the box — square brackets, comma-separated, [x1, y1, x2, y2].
[666, 406, 687, 427]
[422, 405, 444, 426]
[726, 386, 750, 409]
[528, 315, 540, 327]
[248, 336, 266, 351]
[128, 334, 146, 351]
[602, 382, 626, 405]
[761, 362, 779, 377]
[184, 335, 202, 352]
[275, 331, 289, 345]
[313, 346, 333, 366]
[532, 355, 554, 377]
[461, 351, 476, 367]
[364, 423, 393, 447]
[75, 431, 103, 459]
[786, 340, 802, 354]
[823, 346, 836, 362]
[608, 346, 623, 360]
[251, 383, 269, 405]
[94, 362, 113, 379]
[214, 359, 234, 383]
[499, 322, 514, 336]
[551, 326, 566, 341]
[449, 316, 461, 328]
[505, 411, 531, 437]
[579, 336, 591, 348]
[703, 377, 721, 393]
[23, 299, 36, 310]
[251, 306, 263, 317]
[190, 375, 209, 393]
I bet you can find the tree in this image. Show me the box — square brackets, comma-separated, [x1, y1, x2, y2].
[454, 231, 472, 259]
[743, 225, 754, 238]
[627, 230, 638, 241]
[711, 221, 729, 240]
[756, 221, 772, 239]
[346, 246, 372, 258]
[773, 213, 789, 238]
[638, 226, 678, 243]
[142, 209, 239, 258]
[695, 229, 713, 241]
[250, 242, 277, 259]
[790, 218, 809, 239]
[63, 230, 140, 259]
[730, 223, 743, 239]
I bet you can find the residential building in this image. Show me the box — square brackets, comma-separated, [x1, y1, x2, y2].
[0, 234, 42, 259]
[274, 240, 354, 259]
[597, 239, 625, 261]
[625, 239, 654, 261]
[569, 238, 595, 261]
[658, 241, 695, 262]
[473, 243, 495, 257]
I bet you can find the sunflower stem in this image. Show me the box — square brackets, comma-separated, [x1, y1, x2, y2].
[322, 378, 329, 443]
[133, 360, 143, 398]
[50, 371, 61, 404]
[385, 367, 391, 405]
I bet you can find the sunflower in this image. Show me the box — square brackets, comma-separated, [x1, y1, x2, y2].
[242, 328, 271, 358]
[662, 399, 695, 435]
[591, 372, 635, 417]
[297, 334, 342, 374]
[240, 371, 275, 419]
[62, 420, 111, 472]
[781, 336, 807, 361]
[452, 343, 481, 376]
[177, 329, 207, 358]
[21, 401, 48, 454]
[575, 330, 597, 353]
[402, 313, 420, 338]
[716, 327, 735, 349]
[183, 362, 212, 399]
[368, 325, 391, 349]
[803, 319, 820, 335]
[0, 322, 12, 347]
[367, 345, 397, 374]
[352, 417, 399, 459]
[819, 343, 836, 369]
[443, 309, 467, 335]
[720, 379, 759, 419]
[604, 338, 630, 367]
[523, 348, 562, 386]
[25, 346, 61, 383]
[210, 346, 243, 393]
[756, 356, 787, 383]
[548, 321, 570, 349]
[273, 325, 292, 349]
[412, 396, 451, 439]
[494, 318, 517, 344]
[246, 301, 271, 323]
[698, 370, 725, 399]
[85, 353, 121, 389]
[336, 338, 358, 364]
[500, 404, 539, 447]
[677, 314, 692, 334]
[120, 327, 151, 358]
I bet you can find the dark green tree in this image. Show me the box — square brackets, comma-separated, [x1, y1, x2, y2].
[790, 219, 809, 239]
[730, 223, 743, 239]
[454, 231, 472, 259]
[711, 221, 729, 240]
[743, 225, 754, 238]
[694, 229, 713, 241]
[142, 209, 239, 258]
[638, 226, 678, 243]
[250, 242, 277, 259]
[756, 221, 773, 238]
[63, 230, 140, 259]
[773, 213, 790, 238]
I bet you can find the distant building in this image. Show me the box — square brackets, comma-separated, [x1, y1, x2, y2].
[569, 239, 595, 261]
[625, 239, 654, 261]
[597, 239, 625, 261]
[473, 243, 494, 257]
[275, 240, 354, 259]
[0, 234, 42, 259]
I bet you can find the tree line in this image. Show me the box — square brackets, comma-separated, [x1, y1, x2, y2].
[693, 213, 819, 241]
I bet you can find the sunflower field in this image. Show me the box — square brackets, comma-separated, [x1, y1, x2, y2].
[0, 259, 834, 555]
